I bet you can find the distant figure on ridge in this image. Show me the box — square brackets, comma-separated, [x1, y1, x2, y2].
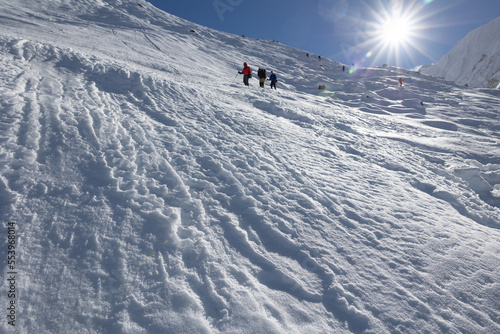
[318, 55, 321, 61]
[258, 68, 267, 88]
[238, 62, 252, 86]
[269, 71, 277, 90]
[398, 77, 404, 87]
[307, 53, 309, 57]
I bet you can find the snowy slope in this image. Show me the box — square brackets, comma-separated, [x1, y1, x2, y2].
[1, 0, 500, 333]
[420, 16, 500, 89]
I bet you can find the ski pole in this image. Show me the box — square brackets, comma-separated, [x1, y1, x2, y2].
[231, 72, 239, 84]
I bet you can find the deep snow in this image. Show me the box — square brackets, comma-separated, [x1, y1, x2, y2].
[0, 0, 500, 333]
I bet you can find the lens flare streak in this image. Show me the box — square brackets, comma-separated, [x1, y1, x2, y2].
[354, 0, 438, 67]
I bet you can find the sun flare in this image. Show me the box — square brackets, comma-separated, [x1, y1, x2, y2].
[357, 0, 437, 67]
[380, 17, 411, 45]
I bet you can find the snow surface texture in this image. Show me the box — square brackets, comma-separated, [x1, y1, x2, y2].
[421, 16, 500, 89]
[0, 0, 500, 333]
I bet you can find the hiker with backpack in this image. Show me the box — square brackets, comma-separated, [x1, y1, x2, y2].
[258, 68, 267, 88]
[269, 71, 277, 90]
[238, 62, 252, 86]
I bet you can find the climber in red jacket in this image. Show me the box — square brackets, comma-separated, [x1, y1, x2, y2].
[238, 62, 252, 86]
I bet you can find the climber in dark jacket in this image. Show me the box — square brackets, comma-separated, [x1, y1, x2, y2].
[258, 68, 267, 88]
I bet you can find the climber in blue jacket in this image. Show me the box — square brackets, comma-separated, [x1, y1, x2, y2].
[269, 71, 277, 90]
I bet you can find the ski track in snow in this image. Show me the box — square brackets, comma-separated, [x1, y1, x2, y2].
[1, 1, 500, 333]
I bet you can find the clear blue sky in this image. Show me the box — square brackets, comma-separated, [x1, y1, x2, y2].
[146, 0, 500, 69]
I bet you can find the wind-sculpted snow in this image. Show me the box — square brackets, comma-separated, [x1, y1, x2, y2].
[0, 1, 500, 333]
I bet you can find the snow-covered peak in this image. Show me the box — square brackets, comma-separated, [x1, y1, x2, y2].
[421, 16, 500, 88]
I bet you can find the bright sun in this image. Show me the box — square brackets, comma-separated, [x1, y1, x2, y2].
[344, 0, 462, 68]
[381, 18, 411, 45]
[357, 0, 436, 67]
